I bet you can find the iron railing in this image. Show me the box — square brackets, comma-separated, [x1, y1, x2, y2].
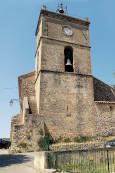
[48, 148, 115, 173]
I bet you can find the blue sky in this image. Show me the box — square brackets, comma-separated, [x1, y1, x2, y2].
[0, 0, 115, 138]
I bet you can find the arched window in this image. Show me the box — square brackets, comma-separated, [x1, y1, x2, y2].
[64, 47, 74, 72]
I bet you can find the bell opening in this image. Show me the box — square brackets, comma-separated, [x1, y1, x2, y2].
[65, 65, 73, 72]
[64, 47, 74, 72]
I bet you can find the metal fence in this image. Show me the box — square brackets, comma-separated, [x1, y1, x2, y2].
[48, 148, 115, 173]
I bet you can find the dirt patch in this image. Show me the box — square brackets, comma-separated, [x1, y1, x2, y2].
[0, 149, 8, 155]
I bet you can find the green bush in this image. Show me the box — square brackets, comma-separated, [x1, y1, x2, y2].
[74, 136, 90, 143]
[52, 136, 62, 144]
[38, 136, 50, 151]
[64, 138, 71, 143]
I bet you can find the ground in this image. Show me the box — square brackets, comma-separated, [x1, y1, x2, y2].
[0, 149, 38, 173]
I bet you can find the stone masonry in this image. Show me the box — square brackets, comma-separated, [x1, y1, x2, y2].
[10, 8, 115, 152]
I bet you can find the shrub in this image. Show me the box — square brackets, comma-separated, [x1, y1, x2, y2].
[74, 136, 90, 143]
[64, 138, 71, 143]
[38, 136, 50, 151]
[53, 136, 62, 144]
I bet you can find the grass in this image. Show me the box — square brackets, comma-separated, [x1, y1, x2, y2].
[57, 159, 115, 173]
[74, 136, 91, 143]
[59, 162, 111, 173]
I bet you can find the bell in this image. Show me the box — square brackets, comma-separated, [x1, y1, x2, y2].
[59, 7, 64, 14]
[65, 58, 72, 66]
[59, 3, 64, 14]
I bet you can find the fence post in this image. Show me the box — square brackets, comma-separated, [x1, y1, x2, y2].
[107, 149, 110, 173]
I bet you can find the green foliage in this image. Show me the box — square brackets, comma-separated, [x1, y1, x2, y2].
[48, 137, 55, 145]
[54, 153, 113, 173]
[38, 136, 49, 151]
[53, 136, 62, 144]
[48, 136, 62, 144]
[59, 162, 110, 173]
[18, 142, 27, 148]
[64, 138, 71, 143]
[74, 136, 90, 143]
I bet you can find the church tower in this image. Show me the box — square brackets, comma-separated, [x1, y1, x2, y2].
[34, 6, 96, 138]
[10, 5, 115, 153]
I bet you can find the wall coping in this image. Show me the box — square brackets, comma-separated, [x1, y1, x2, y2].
[95, 101, 115, 104]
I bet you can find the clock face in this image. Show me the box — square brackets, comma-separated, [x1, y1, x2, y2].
[63, 27, 72, 36]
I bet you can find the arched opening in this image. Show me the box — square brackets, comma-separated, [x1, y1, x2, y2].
[64, 47, 74, 72]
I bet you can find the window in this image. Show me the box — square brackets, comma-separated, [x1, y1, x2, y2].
[64, 47, 74, 72]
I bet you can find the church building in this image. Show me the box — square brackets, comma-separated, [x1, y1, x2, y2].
[10, 5, 115, 152]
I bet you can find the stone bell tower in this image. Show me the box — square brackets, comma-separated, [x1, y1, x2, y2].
[10, 5, 115, 153]
[35, 6, 96, 138]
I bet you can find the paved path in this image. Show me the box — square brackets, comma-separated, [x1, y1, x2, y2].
[0, 149, 38, 173]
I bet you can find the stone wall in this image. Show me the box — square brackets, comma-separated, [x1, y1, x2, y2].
[18, 72, 35, 105]
[37, 71, 96, 138]
[41, 38, 91, 75]
[10, 114, 22, 143]
[43, 15, 89, 47]
[93, 78, 115, 137]
[49, 142, 105, 151]
[95, 102, 115, 137]
[10, 114, 44, 153]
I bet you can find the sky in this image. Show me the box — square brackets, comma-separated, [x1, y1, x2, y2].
[0, 0, 115, 138]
